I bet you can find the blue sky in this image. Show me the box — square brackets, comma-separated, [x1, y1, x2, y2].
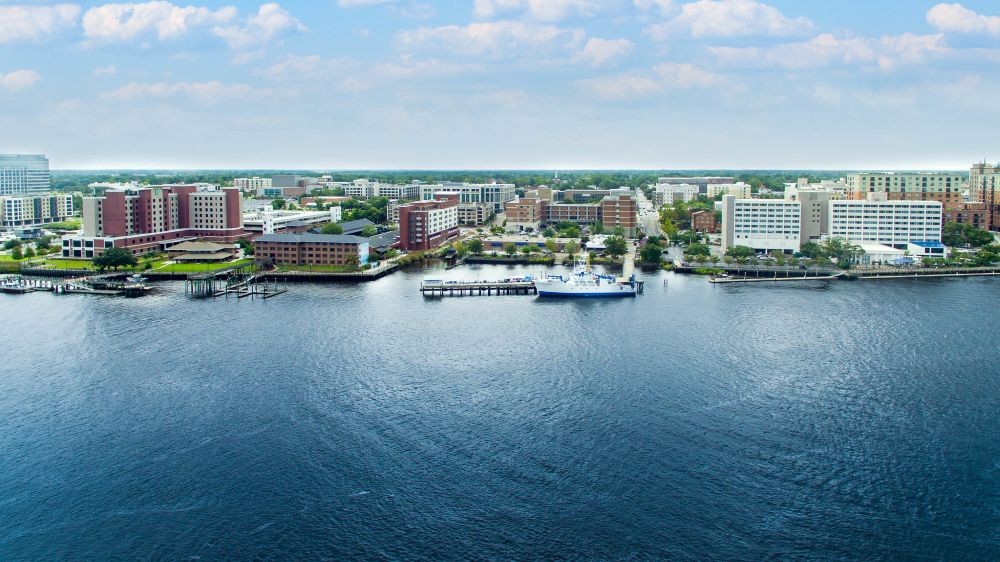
[1, 0, 998, 169]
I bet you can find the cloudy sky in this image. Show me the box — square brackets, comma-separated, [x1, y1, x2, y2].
[1, 0, 998, 169]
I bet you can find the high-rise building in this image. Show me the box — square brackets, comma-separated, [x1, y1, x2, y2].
[970, 162, 1000, 231]
[61, 184, 243, 258]
[829, 198, 942, 248]
[845, 172, 963, 208]
[234, 177, 272, 190]
[0, 154, 50, 196]
[721, 196, 802, 253]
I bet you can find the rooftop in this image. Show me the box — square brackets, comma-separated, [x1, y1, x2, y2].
[257, 233, 368, 244]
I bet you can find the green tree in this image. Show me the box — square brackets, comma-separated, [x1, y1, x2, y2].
[564, 240, 579, 256]
[639, 242, 663, 264]
[35, 236, 51, 250]
[965, 225, 995, 247]
[23, 247, 35, 259]
[321, 222, 344, 235]
[361, 225, 377, 237]
[541, 227, 555, 238]
[503, 242, 517, 256]
[683, 243, 711, 257]
[799, 241, 824, 259]
[237, 238, 254, 256]
[724, 245, 755, 259]
[544, 238, 557, 253]
[604, 235, 628, 257]
[520, 245, 533, 255]
[271, 199, 287, 210]
[467, 238, 484, 255]
[94, 247, 137, 270]
[11, 246, 23, 260]
[3, 239, 21, 250]
[820, 237, 863, 266]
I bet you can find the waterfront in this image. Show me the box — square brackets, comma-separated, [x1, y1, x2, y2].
[1, 264, 998, 559]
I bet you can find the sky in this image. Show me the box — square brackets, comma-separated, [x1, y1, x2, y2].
[1, 0, 999, 169]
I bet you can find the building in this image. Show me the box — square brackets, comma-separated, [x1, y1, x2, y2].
[337, 218, 377, 236]
[255, 233, 369, 267]
[243, 207, 342, 235]
[458, 202, 493, 225]
[845, 172, 964, 208]
[234, 177, 271, 191]
[398, 197, 459, 251]
[721, 196, 802, 253]
[829, 197, 942, 248]
[0, 154, 50, 196]
[344, 179, 421, 200]
[0, 193, 74, 228]
[166, 240, 238, 263]
[707, 182, 753, 199]
[657, 176, 734, 191]
[944, 202, 988, 229]
[784, 187, 832, 244]
[653, 183, 699, 206]
[419, 182, 516, 211]
[690, 210, 718, 233]
[61, 184, 243, 258]
[970, 162, 1000, 231]
[546, 202, 601, 225]
[600, 194, 638, 236]
[505, 197, 546, 232]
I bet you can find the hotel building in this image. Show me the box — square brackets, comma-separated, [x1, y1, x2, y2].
[706, 182, 753, 199]
[234, 177, 271, 191]
[829, 198, 943, 248]
[653, 183, 699, 206]
[721, 196, 802, 253]
[419, 182, 516, 211]
[61, 184, 243, 258]
[0, 154, 50, 196]
[397, 196, 460, 251]
[1, 193, 74, 228]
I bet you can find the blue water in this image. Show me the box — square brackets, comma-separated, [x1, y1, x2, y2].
[1, 265, 998, 560]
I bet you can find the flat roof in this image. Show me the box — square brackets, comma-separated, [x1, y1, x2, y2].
[256, 233, 368, 244]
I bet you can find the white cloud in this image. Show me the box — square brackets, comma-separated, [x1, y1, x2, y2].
[574, 37, 634, 67]
[212, 3, 306, 50]
[93, 64, 118, 76]
[652, 62, 723, 87]
[261, 54, 357, 80]
[578, 61, 722, 99]
[399, 20, 585, 58]
[82, 1, 237, 42]
[101, 80, 269, 102]
[633, 0, 674, 15]
[473, 0, 609, 22]
[710, 33, 949, 71]
[927, 3, 1000, 35]
[0, 69, 42, 92]
[375, 57, 479, 78]
[0, 4, 80, 44]
[645, 0, 812, 40]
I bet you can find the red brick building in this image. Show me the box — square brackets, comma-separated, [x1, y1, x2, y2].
[600, 194, 637, 236]
[254, 233, 370, 266]
[397, 197, 460, 251]
[61, 184, 244, 258]
[691, 209, 718, 233]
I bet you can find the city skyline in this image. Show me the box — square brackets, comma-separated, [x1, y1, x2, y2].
[2, 0, 999, 169]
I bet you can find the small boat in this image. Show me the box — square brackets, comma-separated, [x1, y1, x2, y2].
[535, 255, 637, 298]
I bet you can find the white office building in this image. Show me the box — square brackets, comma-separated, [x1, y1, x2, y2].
[829, 198, 942, 248]
[0, 154, 50, 196]
[419, 182, 516, 211]
[234, 177, 272, 190]
[721, 195, 802, 253]
[344, 179, 421, 200]
[707, 182, 753, 199]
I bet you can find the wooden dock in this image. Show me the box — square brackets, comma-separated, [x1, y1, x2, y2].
[420, 280, 537, 296]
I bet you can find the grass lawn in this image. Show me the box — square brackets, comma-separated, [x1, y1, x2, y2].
[40, 258, 96, 269]
[43, 220, 83, 230]
[150, 258, 254, 274]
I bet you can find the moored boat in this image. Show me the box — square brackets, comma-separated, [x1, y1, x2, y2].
[535, 255, 637, 298]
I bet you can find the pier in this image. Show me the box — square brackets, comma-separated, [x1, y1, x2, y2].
[421, 280, 538, 296]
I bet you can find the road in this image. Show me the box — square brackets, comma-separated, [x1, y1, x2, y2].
[634, 189, 661, 237]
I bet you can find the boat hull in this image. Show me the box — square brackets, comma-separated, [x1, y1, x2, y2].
[536, 284, 637, 297]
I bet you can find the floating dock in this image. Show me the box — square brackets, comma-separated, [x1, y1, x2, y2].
[420, 280, 538, 296]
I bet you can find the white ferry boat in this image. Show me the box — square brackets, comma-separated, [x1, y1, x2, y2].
[535, 255, 637, 298]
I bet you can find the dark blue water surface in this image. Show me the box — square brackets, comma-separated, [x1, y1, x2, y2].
[1, 264, 998, 560]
